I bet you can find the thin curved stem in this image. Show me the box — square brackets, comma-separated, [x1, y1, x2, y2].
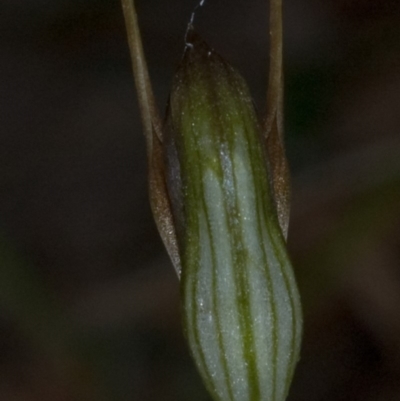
[121, 0, 162, 150]
[121, 0, 181, 276]
[265, 0, 283, 138]
[264, 0, 290, 239]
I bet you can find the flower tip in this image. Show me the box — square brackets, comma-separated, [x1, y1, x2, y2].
[184, 24, 197, 47]
[184, 28, 210, 53]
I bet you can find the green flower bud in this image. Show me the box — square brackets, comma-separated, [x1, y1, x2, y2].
[164, 31, 302, 401]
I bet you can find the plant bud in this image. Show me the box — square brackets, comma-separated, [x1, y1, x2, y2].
[164, 31, 302, 401]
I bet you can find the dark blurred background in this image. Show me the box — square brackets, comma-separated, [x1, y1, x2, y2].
[1, 0, 400, 400]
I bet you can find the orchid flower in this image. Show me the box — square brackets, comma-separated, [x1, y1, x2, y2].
[121, 2, 302, 400]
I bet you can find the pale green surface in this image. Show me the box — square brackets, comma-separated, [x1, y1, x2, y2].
[165, 34, 302, 401]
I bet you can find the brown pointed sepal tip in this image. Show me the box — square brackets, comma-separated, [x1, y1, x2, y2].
[182, 28, 219, 68]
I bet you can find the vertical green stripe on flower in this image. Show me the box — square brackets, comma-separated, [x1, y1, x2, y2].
[164, 31, 302, 401]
